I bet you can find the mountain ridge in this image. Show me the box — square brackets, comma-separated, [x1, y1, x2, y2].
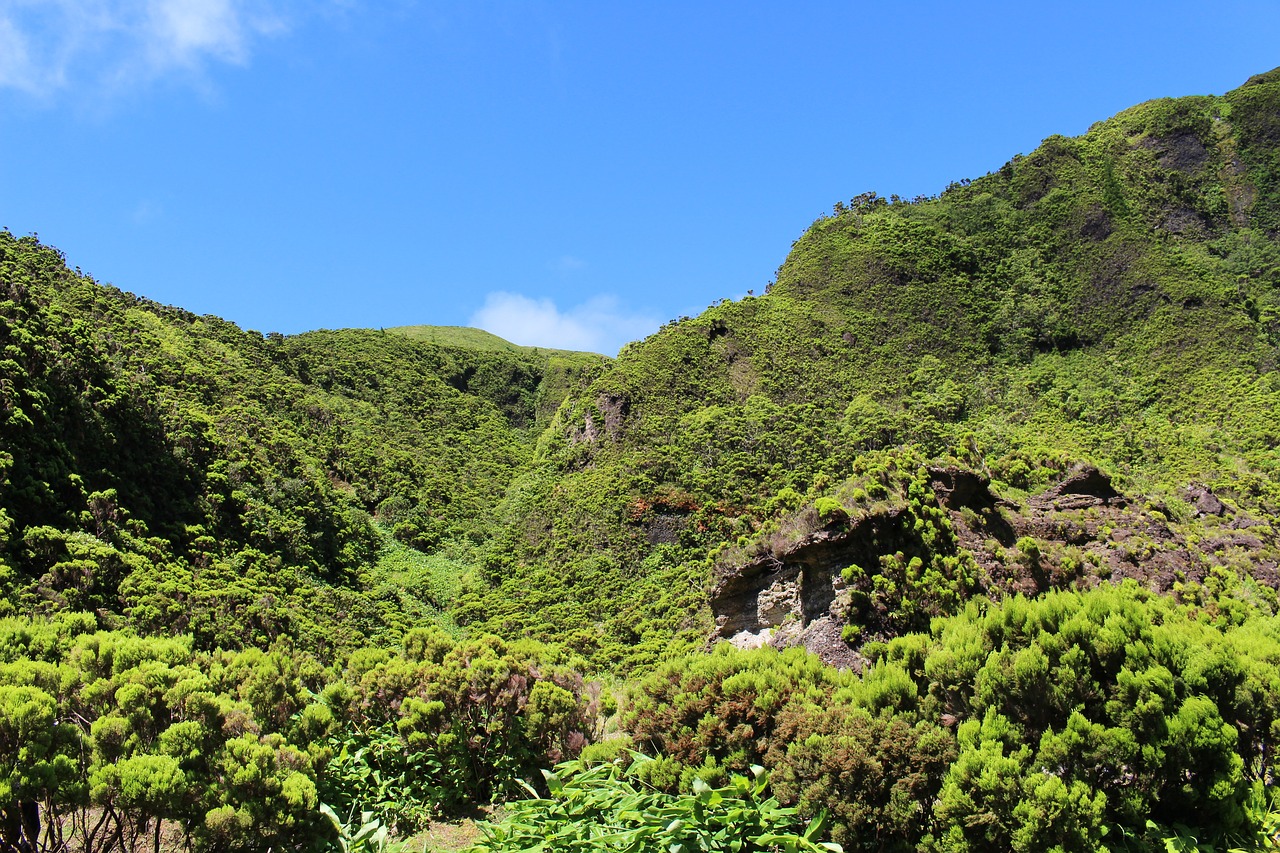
[386, 323, 605, 359]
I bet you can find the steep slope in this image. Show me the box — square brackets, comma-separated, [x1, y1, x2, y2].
[470, 69, 1280, 669]
[0, 236, 604, 652]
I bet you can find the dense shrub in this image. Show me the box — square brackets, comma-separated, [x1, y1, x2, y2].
[326, 629, 603, 823]
[623, 580, 1280, 851]
[623, 645, 852, 785]
[0, 616, 601, 852]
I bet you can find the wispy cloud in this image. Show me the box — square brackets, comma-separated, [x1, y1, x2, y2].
[0, 0, 290, 98]
[552, 254, 587, 273]
[469, 292, 660, 356]
[130, 197, 163, 223]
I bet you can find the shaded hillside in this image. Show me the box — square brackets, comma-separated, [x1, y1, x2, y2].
[468, 69, 1280, 669]
[386, 326, 608, 428]
[0, 235, 603, 652]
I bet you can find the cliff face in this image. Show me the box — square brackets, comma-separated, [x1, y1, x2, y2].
[710, 464, 1280, 668]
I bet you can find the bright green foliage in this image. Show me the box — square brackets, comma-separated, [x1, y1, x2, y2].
[0, 615, 600, 852]
[467, 756, 841, 853]
[909, 584, 1272, 834]
[273, 327, 601, 548]
[319, 803, 391, 853]
[831, 457, 980, 636]
[623, 644, 852, 784]
[0, 616, 329, 851]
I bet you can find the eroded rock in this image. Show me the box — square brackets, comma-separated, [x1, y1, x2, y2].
[710, 507, 913, 666]
[1183, 483, 1227, 517]
[708, 462, 1280, 668]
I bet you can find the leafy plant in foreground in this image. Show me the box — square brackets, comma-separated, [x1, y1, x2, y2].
[319, 804, 390, 853]
[467, 754, 841, 853]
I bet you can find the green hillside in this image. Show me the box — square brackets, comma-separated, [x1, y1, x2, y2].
[469, 66, 1280, 669]
[3, 69, 1280, 852]
[388, 323, 598, 359]
[388, 324, 531, 352]
[0, 256, 605, 653]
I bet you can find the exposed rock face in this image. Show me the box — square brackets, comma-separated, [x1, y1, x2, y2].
[1142, 131, 1212, 173]
[945, 466, 1278, 594]
[756, 576, 799, 625]
[1079, 205, 1114, 242]
[709, 508, 906, 667]
[726, 627, 773, 650]
[930, 466, 1003, 512]
[711, 522, 875, 638]
[709, 469, 1002, 666]
[578, 412, 599, 443]
[709, 463, 1280, 668]
[598, 393, 629, 436]
[566, 392, 630, 445]
[774, 616, 865, 671]
[1031, 464, 1121, 510]
[645, 513, 684, 545]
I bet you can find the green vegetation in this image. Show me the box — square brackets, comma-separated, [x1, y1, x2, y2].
[0, 614, 597, 852]
[388, 324, 600, 360]
[467, 757, 841, 853]
[621, 580, 1280, 851]
[4, 69, 1280, 851]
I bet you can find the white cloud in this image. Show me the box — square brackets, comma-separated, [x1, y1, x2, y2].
[469, 292, 660, 356]
[0, 0, 291, 97]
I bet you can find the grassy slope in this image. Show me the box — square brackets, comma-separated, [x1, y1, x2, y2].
[389, 325, 531, 352]
[388, 324, 596, 359]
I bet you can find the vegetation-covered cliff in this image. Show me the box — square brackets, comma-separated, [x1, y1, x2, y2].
[470, 65, 1280, 670]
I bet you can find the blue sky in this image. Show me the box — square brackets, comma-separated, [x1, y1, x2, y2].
[2, 2, 1279, 355]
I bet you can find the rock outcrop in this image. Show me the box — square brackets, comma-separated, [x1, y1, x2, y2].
[710, 464, 1280, 668]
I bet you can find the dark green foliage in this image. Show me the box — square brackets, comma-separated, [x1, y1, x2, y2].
[768, 705, 956, 852]
[624, 645, 852, 783]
